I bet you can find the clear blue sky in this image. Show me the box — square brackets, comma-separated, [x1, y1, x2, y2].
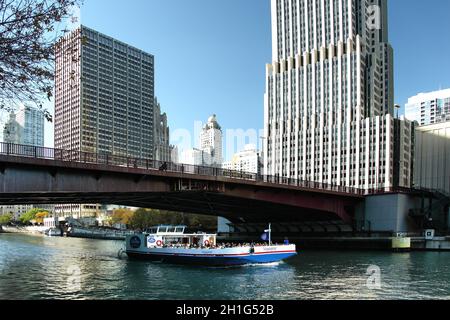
[45, 0, 450, 157]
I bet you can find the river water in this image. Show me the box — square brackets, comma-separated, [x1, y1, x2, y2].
[0, 233, 449, 300]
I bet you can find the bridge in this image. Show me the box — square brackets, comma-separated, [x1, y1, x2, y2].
[0, 143, 401, 225]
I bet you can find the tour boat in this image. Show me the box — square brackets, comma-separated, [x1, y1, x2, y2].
[125, 225, 297, 266]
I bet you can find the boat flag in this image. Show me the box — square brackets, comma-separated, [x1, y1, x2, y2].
[261, 232, 269, 241]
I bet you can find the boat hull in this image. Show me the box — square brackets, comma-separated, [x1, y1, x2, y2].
[126, 250, 297, 266]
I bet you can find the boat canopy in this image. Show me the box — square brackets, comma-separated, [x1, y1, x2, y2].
[145, 225, 187, 235]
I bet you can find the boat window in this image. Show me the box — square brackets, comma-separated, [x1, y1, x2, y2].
[175, 227, 184, 233]
[167, 227, 176, 233]
[158, 226, 168, 233]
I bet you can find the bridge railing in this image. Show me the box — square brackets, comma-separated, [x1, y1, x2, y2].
[0, 142, 406, 196]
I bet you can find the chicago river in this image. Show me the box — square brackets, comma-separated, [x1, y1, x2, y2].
[1, 233, 449, 300]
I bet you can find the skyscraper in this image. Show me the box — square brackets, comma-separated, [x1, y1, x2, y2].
[55, 25, 155, 158]
[153, 97, 175, 162]
[264, 0, 412, 190]
[54, 26, 156, 218]
[180, 115, 223, 167]
[16, 105, 45, 147]
[2, 112, 21, 144]
[405, 88, 450, 126]
[200, 114, 223, 167]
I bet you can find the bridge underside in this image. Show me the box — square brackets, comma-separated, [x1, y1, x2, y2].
[0, 154, 364, 223]
[0, 191, 340, 224]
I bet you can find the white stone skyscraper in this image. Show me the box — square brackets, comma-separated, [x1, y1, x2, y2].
[264, 0, 413, 190]
[200, 114, 223, 167]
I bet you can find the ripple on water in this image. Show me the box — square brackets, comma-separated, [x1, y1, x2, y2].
[2, 235, 450, 300]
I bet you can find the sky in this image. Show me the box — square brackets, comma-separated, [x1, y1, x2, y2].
[40, 0, 450, 159]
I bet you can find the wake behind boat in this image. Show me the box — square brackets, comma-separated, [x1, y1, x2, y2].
[125, 225, 297, 266]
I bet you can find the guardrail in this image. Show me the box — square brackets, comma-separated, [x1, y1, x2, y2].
[0, 142, 412, 196]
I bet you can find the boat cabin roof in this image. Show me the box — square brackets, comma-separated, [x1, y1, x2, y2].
[144, 225, 216, 237]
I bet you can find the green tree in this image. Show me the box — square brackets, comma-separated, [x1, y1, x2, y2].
[126, 208, 217, 232]
[129, 208, 155, 230]
[0, 213, 12, 225]
[20, 208, 49, 224]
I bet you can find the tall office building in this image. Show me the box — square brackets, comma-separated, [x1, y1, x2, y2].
[2, 112, 22, 144]
[200, 114, 223, 167]
[264, 0, 412, 190]
[55, 25, 155, 157]
[16, 105, 45, 147]
[54, 26, 155, 218]
[180, 115, 223, 167]
[405, 89, 450, 126]
[153, 97, 175, 162]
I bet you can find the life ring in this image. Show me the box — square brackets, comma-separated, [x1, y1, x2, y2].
[204, 240, 210, 246]
[156, 240, 163, 247]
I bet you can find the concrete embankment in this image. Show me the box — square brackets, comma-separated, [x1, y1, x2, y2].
[0, 225, 47, 236]
[219, 233, 450, 252]
[68, 227, 135, 240]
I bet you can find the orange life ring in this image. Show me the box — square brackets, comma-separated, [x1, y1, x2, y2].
[156, 240, 163, 247]
[204, 240, 210, 246]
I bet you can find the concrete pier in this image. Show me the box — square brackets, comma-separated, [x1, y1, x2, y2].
[218, 233, 450, 251]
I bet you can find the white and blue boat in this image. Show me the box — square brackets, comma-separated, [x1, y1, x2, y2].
[125, 225, 297, 266]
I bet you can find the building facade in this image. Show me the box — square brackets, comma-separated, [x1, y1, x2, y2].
[405, 88, 450, 126]
[180, 115, 223, 167]
[154, 97, 175, 162]
[180, 148, 212, 166]
[54, 26, 156, 218]
[222, 144, 261, 174]
[264, 0, 412, 190]
[15, 105, 45, 147]
[55, 25, 155, 157]
[200, 115, 223, 167]
[2, 112, 22, 144]
[414, 121, 450, 195]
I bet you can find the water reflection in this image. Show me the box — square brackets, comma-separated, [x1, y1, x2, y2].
[1, 234, 450, 300]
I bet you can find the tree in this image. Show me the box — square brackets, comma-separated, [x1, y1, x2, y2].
[0, 213, 12, 225]
[126, 208, 217, 232]
[110, 208, 134, 226]
[20, 207, 49, 224]
[129, 208, 155, 230]
[0, 0, 81, 120]
[34, 211, 49, 224]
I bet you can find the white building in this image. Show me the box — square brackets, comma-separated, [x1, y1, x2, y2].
[2, 112, 22, 144]
[200, 114, 222, 167]
[16, 105, 45, 147]
[264, 0, 413, 190]
[180, 148, 212, 166]
[405, 88, 450, 126]
[180, 115, 223, 167]
[0, 205, 34, 221]
[414, 121, 450, 194]
[222, 144, 261, 174]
